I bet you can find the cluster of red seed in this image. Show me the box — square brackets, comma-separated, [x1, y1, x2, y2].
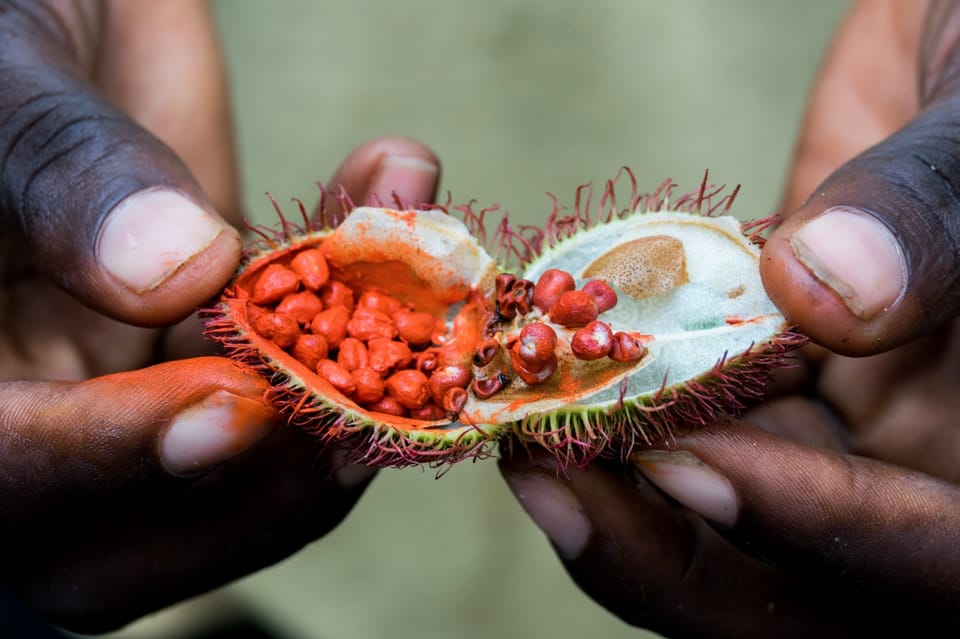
[246, 247, 472, 421]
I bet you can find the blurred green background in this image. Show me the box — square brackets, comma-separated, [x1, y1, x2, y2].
[92, 1, 847, 638]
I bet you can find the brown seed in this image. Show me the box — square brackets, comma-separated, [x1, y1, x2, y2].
[352, 367, 385, 403]
[276, 290, 323, 324]
[289, 249, 329, 291]
[495, 273, 516, 299]
[570, 321, 614, 361]
[442, 386, 468, 413]
[393, 310, 438, 347]
[253, 312, 299, 348]
[310, 306, 350, 348]
[427, 365, 473, 405]
[364, 395, 408, 417]
[473, 338, 501, 367]
[549, 290, 599, 328]
[510, 279, 535, 316]
[609, 331, 648, 362]
[533, 268, 575, 313]
[317, 359, 357, 395]
[582, 280, 618, 313]
[384, 369, 430, 409]
[347, 307, 398, 341]
[319, 281, 355, 312]
[252, 264, 300, 305]
[512, 322, 558, 367]
[337, 337, 369, 372]
[367, 338, 413, 376]
[292, 333, 329, 370]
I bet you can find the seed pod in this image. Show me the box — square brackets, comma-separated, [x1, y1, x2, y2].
[289, 249, 329, 291]
[582, 280, 618, 313]
[609, 331, 648, 362]
[253, 312, 299, 348]
[533, 268, 575, 313]
[252, 264, 300, 305]
[427, 365, 473, 405]
[352, 367, 385, 404]
[310, 306, 350, 348]
[570, 321, 614, 360]
[394, 310, 438, 347]
[337, 337, 369, 372]
[367, 338, 413, 376]
[317, 359, 357, 395]
[276, 290, 323, 325]
[512, 322, 558, 367]
[385, 369, 430, 409]
[319, 281, 355, 312]
[347, 307, 398, 341]
[549, 290, 599, 328]
[292, 334, 329, 370]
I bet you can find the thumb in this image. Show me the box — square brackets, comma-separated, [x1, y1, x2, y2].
[0, 357, 277, 521]
[0, 3, 241, 327]
[761, 111, 959, 354]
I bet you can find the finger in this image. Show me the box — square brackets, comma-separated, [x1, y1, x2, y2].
[634, 418, 960, 633]
[0, 3, 241, 326]
[498, 449, 853, 638]
[763, 1, 960, 354]
[318, 135, 441, 223]
[0, 357, 278, 522]
[13, 429, 372, 633]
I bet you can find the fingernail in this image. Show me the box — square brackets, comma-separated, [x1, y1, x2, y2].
[161, 391, 276, 476]
[99, 189, 233, 293]
[370, 154, 439, 207]
[330, 449, 377, 489]
[502, 472, 591, 559]
[633, 450, 738, 528]
[789, 207, 906, 320]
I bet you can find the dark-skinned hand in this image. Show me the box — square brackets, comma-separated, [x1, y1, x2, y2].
[500, 1, 960, 636]
[0, 1, 440, 632]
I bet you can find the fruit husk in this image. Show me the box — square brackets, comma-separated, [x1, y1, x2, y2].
[205, 174, 805, 468]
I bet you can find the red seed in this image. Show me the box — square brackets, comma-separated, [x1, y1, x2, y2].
[473, 339, 501, 367]
[364, 395, 408, 417]
[609, 331, 647, 362]
[495, 273, 516, 299]
[471, 376, 505, 399]
[310, 306, 350, 348]
[289, 249, 329, 291]
[415, 349, 439, 374]
[442, 386, 468, 413]
[252, 264, 300, 304]
[393, 310, 438, 347]
[384, 369, 430, 409]
[409, 402, 447, 421]
[292, 333, 329, 370]
[347, 307, 398, 341]
[352, 367, 385, 403]
[253, 312, 299, 348]
[582, 280, 618, 313]
[367, 338, 413, 376]
[317, 359, 357, 395]
[533, 268, 575, 313]
[276, 290, 323, 324]
[337, 337, 369, 372]
[427, 365, 473, 405]
[549, 290, 599, 328]
[512, 321, 558, 367]
[510, 351, 557, 385]
[358, 290, 408, 315]
[319, 281, 355, 312]
[509, 279, 535, 316]
[570, 321, 614, 360]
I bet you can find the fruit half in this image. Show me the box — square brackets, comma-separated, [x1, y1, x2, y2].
[205, 176, 804, 467]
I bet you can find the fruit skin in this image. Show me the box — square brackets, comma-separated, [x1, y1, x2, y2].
[205, 173, 806, 470]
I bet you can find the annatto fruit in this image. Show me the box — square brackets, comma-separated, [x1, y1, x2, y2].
[205, 173, 804, 468]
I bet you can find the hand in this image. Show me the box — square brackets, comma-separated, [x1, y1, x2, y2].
[500, 1, 960, 636]
[0, 2, 440, 632]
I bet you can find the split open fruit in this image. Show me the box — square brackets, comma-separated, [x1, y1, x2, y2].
[205, 176, 804, 468]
